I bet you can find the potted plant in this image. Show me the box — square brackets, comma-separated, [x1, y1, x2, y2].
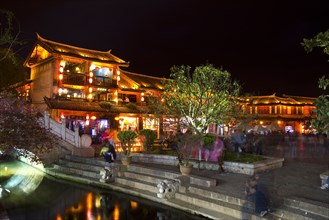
[138, 129, 157, 151]
[175, 131, 202, 176]
[117, 130, 137, 165]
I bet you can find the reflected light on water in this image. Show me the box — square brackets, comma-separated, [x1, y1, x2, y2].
[113, 204, 120, 220]
[130, 200, 138, 209]
[0, 160, 44, 195]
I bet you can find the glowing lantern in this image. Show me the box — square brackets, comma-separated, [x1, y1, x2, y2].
[86, 114, 90, 120]
[59, 74, 63, 80]
[89, 87, 93, 93]
[89, 78, 93, 84]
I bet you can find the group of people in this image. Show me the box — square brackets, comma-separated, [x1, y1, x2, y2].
[231, 130, 264, 155]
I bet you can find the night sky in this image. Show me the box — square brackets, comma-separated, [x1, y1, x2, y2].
[2, 0, 329, 97]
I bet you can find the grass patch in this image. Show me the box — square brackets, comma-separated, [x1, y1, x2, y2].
[141, 146, 266, 164]
[224, 150, 266, 163]
[143, 148, 177, 156]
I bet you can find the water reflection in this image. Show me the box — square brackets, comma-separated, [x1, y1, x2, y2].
[1, 161, 207, 220]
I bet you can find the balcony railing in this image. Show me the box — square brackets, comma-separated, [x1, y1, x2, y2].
[61, 73, 118, 88]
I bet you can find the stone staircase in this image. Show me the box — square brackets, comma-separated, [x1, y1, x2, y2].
[45, 155, 328, 220]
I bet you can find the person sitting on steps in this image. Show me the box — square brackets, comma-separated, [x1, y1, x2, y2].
[100, 139, 117, 163]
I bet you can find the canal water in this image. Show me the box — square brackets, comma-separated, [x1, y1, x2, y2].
[0, 160, 208, 220]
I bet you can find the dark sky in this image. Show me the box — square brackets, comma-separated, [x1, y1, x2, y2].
[2, 0, 329, 97]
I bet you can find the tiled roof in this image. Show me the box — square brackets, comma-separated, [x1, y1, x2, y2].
[35, 34, 129, 65]
[250, 93, 316, 105]
[120, 70, 166, 90]
[44, 97, 143, 113]
[282, 94, 316, 105]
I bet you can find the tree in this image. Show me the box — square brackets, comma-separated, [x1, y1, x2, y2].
[0, 10, 25, 62]
[0, 10, 28, 90]
[158, 64, 241, 135]
[302, 29, 329, 135]
[0, 90, 54, 160]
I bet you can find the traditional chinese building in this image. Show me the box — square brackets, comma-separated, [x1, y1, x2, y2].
[243, 94, 316, 133]
[23, 34, 317, 142]
[24, 34, 165, 141]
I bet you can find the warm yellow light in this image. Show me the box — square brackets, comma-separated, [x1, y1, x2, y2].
[89, 78, 93, 84]
[141, 93, 144, 96]
[89, 72, 93, 77]
[113, 204, 120, 220]
[260, 121, 263, 125]
[90, 63, 96, 70]
[86, 120, 90, 126]
[86, 114, 90, 120]
[59, 66, 64, 73]
[89, 87, 93, 93]
[59, 74, 63, 80]
[60, 60, 66, 68]
[86, 193, 93, 210]
[117, 70, 120, 75]
[141, 97, 144, 102]
[88, 94, 93, 99]
[58, 88, 63, 94]
[117, 76, 120, 81]
[130, 201, 138, 209]
[278, 121, 281, 124]
[91, 116, 97, 120]
[115, 117, 120, 120]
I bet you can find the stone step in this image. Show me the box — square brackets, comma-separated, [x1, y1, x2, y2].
[53, 163, 101, 179]
[114, 174, 253, 219]
[269, 205, 328, 220]
[123, 171, 171, 186]
[57, 158, 120, 174]
[175, 191, 257, 220]
[64, 154, 109, 167]
[114, 176, 158, 194]
[127, 164, 216, 188]
[188, 185, 253, 209]
[283, 197, 329, 219]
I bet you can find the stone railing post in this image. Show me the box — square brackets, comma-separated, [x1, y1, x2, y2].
[75, 125, 80, 147]
[44, 110, 50, 129]
[61, 118, 66, 140]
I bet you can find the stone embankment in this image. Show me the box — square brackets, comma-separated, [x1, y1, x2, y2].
[43, 154, 328, 220]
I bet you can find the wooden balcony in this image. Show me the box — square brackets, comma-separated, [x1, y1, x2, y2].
[61, 73, 118, 88]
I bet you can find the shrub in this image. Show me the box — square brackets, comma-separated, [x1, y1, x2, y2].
[138, 129, 157, 151]
[117, 130, 137, 156]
